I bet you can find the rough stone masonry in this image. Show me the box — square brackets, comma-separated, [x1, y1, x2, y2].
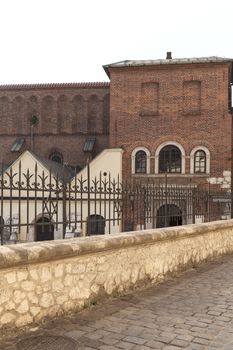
[1, 220, 233, 330]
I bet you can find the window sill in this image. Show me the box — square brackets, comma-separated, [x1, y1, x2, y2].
[182, 111, 201, 116]
[132, 173, 210, 178]
[140, 112, 159, 117]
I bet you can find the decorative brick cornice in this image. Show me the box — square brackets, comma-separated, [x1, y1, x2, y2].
[0, 82, 110, 91]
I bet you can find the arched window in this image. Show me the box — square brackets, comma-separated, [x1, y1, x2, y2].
[194, 150, 206, 173]
[49, 152, 63, 164]
[159, 145, 181, 173]
[190, 146, 210, 174]
[135, 151, 147, 174]
[131, 147, 150, 174]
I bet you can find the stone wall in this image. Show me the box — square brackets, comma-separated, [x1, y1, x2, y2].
[1, 220, 233, 330]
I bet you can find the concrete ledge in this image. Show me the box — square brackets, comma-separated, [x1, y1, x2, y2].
[0, 220, 232, 269]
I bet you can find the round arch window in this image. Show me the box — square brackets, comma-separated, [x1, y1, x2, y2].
[135, 150, 147, 174]
[159, 145, 181, 173]
[194, 150, 206, 173]
[49, 152, 63, 164]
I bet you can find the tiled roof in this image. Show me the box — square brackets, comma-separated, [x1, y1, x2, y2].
[31, 152, 76, 183]
[0, 82, 110, 91]
[103, 56, 233, 76]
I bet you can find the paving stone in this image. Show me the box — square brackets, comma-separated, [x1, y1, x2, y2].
[101, 337, 119, 345]
[207, 310, 223, 316]
[122, 336, 146, 345]
[185, 345, 205, 350]
[133, 346, 156, 350]
[145, 340, 165, 349]
[193, 337, 210, 345]
[98, 346, 119, 350]
[65, 329, 87, 340]
[176, 333, 194, 342]
[115, 341, 135, 349]
[170, 338, 189, 347]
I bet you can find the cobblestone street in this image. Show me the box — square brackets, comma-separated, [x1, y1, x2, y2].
[2, 255, 233, 350]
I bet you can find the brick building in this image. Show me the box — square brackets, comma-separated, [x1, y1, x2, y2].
[0, 54, 233, 232]
[104, 55, 233, 189]
[0, 82, 110, 169]
[0, 54, 233, 190]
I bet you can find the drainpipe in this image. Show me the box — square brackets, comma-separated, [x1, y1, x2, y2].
[30, 115, 38, 152]
[86, 152, 92, 236]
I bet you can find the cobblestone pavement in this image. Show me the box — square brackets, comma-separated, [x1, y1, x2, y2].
[2, 255, 233, 349]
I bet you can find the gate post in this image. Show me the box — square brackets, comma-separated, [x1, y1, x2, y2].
[86, 158, 91, 236]
[164, 172, 168, 227]
[62, 169, 67, 239]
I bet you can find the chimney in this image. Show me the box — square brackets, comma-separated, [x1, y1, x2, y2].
[166, 52, 172, 60]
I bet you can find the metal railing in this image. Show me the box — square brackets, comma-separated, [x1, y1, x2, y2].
[0, 162, 231, 244]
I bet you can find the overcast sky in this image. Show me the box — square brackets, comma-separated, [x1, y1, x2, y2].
[0, 0, 232, 84]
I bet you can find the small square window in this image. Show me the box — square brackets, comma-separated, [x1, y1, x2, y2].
[11, 138, 25, 152]
[83, 138, 96, 152]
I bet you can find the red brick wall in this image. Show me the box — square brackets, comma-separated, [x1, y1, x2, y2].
[109, 62, 232, 186]
[0, 83, 110, 167]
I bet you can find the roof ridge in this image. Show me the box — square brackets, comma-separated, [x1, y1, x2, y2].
[104, 56, 233, 74]
[0, 81, 110, 90]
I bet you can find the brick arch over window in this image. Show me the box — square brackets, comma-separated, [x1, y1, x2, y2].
[72, 95, 85, 133]
[49, 151, 63, 164]
[41, 95, 55, 133]
[190, 146, 210, 174]
[57, 95, 69, 133]
[0, 96, 9, 134]
[155, 141, 185, 174]
[131, 147, 150, 174]
[12, 96, 25, 134]
[103, 93, 110, 134]
[87, 95, 99, 133]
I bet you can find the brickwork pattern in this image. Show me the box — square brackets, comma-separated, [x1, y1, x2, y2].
[109, 63, 232, 184]
[0, 84, 110, 166]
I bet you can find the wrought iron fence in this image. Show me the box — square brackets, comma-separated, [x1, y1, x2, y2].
[0, 161, 232, 245]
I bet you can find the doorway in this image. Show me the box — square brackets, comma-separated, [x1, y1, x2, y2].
[87, 215, 105, 235]
[36, 217, 54, 241]
[156, 204, 182, 228]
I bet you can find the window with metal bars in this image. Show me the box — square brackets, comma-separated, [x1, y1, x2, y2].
[135, 150, 147, 174]
[194, 150, 206, 173]
[159, 145, 181, 173]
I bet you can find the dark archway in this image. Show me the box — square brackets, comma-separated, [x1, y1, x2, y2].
[87, 215, 105, 235]
[36, 217, 54, 241]
[156, 204, 182, 228]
